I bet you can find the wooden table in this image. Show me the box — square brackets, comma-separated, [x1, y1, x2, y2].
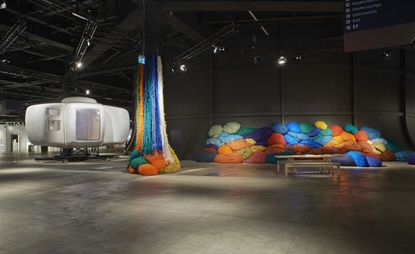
[274, 154, 340, 176]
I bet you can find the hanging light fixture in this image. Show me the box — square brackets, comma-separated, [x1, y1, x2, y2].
[381, 49, 391, 60]
[252, 55, 260, 65]
[0, 1, 6, 9]
[295, 54, 303, 60]
[212, 45, 219, 54]
[178, 64, 187, 72]
[218, 45, 227, 53]
[212, 45, 227, 54]
[277, 56, 287, 65]
[75, 61, 83, 69]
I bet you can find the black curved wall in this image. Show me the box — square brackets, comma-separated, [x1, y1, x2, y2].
[163, 26, 415, 159]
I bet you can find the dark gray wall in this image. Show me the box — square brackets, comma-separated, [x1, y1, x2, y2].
[163, 27, 415, 159]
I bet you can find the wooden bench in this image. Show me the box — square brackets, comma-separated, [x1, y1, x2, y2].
[275, 155, 341, 176]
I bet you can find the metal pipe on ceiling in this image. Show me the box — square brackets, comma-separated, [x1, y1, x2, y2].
[248, 10, 269, 36]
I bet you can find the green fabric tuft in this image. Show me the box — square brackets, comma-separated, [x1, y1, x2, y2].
[235, 127, 256, 136]
[299, 123, 314, 134]
[130, 157, 148, 169]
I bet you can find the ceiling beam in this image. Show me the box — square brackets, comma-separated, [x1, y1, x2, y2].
[3, 8, 73, 35]
[153, 1, 343, 12]
[161, 12, 205, 42]
[0, 24, 73, 51]
[0, 79, 50, 89]
[83, 8, 142, 67]
[0, 64, 131, 93]
[77, 65, 136, 78]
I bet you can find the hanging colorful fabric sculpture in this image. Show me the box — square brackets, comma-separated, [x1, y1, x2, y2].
[128, 55, 180, 175]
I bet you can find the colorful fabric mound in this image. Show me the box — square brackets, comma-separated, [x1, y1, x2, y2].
[197, 120, 414, 167]
[128, 55, 180, 175]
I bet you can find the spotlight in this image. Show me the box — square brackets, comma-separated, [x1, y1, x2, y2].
[76, 61, 83, 69]
[212, 45, 219, 54]
[85, 89, 90, 95]
[381, 50, 391, 60]
[1, 58, 10, 63]
[170, 66, 176, 73]
[253, 55, 260, 65]
[295, 54, 303, 60]
[179, 64, 187, 72]
[213, 45, 227, 54]
[277, 56, 287, 65]
[87, 39, 91, 46]
[0, 1, 6, 9]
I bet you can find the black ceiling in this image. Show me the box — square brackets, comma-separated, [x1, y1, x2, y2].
[0, 0, 344, 119]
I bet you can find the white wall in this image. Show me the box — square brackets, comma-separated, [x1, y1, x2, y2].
[0, 125, 6, 152]
[0, 124, 30, 153]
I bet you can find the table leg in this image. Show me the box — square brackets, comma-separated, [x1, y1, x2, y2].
[285, 159, 290, 176]
[276, 161, 280, 174]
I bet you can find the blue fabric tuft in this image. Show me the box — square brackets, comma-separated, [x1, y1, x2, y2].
[395, 150, 415, 161]
[286, 121, 301, 133]
[284, 134, 299, 146]
[300, 140, 321, 148]
[346, 151, 368, 167]
[366, 156, 382, 167]
[332, 156, 356, 166]
[361, 126, 381, 140]
[308, 128, 321, 137]
[272, 123, 288, 134]
[287, 132, 309, 141]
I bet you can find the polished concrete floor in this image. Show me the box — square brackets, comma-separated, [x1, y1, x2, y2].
[1, 153, 415, 254]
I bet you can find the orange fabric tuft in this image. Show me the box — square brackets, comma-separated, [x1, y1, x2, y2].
[218, 145, 233, 155]
[357, 142, 373, 154]
[354, 130, 368, 142]
[363, 153, 382, 160]
[145, 151, 164, 162]
[244, 151, 266, 163]
[202, 147, 217, 153]
[267, 133, 286, 146]
[264, 147, 285, 155]
[214, 152, 243, 163]
[309, 148, 323, 155]
[381, 150, 396, 161]
[227, 140, 248, 151]
[330, 125, 343, 136]
[128, 166, 137, 174]
[138, 164, 159, 176]
[150, 159, 168, 170]
[288, 145, 312, 154]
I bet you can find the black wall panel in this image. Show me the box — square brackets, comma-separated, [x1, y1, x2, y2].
[164, 72, 211, 116]
[284, 68, 351, 112]
[354, 71, 402, 112]
[213, 66, 280, 114]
